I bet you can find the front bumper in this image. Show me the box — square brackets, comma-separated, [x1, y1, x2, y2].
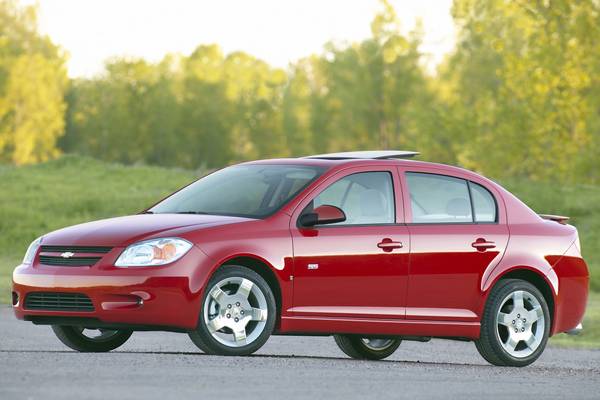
[12, 246, 212, 330]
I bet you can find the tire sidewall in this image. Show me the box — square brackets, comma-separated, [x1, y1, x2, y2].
[193, 265, 276, 356]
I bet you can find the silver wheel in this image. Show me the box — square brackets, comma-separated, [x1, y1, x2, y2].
[361, 338, 396, 351]
[76, 328, 120, 341]
[203, 276, 268, 348]
[496, 290, 545, 358]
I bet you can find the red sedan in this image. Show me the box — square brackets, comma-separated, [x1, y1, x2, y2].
[12, 151, 588, 366]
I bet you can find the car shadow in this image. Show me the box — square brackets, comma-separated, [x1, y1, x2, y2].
[0, 348, 492, 368]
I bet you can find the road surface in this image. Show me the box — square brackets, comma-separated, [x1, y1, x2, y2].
[0, 307, 598, 399]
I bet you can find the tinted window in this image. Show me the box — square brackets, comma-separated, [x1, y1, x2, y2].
[150, 164, 323, 218]
[406, 173, 472, 223]
[471, 182, 497, 222]
[310, 172, 395, 225]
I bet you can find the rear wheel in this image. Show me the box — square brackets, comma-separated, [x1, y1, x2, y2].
[475, 279, 550, 367]
[51, 325, 132, 352]
[334, 335, 401, 360]
[189, 265, 276, 356]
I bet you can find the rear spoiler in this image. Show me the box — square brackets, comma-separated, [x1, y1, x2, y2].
[539, 214, 570, 225]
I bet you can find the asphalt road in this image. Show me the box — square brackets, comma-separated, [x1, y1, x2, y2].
[0, 307, 598, 399]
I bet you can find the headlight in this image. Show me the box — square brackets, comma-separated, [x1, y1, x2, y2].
[115, 238, 192, 267]
[23, 237, 42, 265]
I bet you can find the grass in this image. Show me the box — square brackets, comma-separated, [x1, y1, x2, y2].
[0, 156, 597, 347]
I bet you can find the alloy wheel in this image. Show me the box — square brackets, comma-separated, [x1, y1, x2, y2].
[203, 276, 268, 347]
[495, 290, 545, 358]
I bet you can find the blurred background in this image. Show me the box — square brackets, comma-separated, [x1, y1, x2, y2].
[0, 0, 598, 346]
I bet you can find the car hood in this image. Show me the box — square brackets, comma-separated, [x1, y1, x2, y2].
[41, 214, 253, 247]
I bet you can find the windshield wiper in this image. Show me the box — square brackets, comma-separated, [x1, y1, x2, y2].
[174, 211, 212, 215]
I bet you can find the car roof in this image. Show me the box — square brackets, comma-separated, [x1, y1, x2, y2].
[241, 153, 472, 176]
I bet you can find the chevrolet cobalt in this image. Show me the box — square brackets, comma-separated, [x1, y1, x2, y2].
[12, 151, 588, 366]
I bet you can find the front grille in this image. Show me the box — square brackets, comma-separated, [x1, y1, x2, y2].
[39, 255, 102, 266]
[24, 292, 94, 312]
[40, 245, 112, 254]
[38, 245, 112, 266]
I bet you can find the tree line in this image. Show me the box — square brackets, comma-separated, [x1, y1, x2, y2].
[1, 0, 599, 183]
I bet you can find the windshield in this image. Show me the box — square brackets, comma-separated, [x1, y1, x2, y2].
[150, 164, 324, 218]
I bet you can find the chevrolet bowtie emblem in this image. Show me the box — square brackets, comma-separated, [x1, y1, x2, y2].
[60, 251, 75, 258]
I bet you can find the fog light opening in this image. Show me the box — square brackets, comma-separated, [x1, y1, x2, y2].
[12, 291, 19, 306]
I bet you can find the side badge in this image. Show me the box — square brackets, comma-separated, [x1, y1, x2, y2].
[307, 263, 319, 270]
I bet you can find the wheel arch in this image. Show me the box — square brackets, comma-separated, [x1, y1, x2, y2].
[218, 255, 283, 326]
[483, 267, 557, 335]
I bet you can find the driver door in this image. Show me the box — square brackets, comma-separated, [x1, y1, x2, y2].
[289, 166, 410, 320]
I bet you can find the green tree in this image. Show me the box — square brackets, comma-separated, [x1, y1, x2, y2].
[0, 0, 67, 164]
[444, 0, 600, 182]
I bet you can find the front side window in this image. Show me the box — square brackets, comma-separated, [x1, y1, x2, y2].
[150, 164, 324, 218]
[308, 171, 395, 225]
[406, 172, 472, 223]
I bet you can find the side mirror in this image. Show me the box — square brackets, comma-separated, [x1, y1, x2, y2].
[299, 205, 346, 227]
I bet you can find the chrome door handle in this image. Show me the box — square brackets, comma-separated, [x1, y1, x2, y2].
[472, 238, 496, 252]
[377, 238, 403, 252]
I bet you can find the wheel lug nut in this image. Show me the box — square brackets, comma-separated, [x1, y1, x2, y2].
[226, 313, 231, 318]
[227, 304, 232, 309]
[236, 302, 240, 307]
[517, 314, 520, 318]
[514, 328, 518, 333]
[523, 318, 526, 323]
[234, 317, 239, 322]
[240, 310, 245, 315]
[512, 320, 515, 325]
[521, 328, 525, 332]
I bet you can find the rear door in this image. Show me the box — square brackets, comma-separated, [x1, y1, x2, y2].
[399, 166, 509, 322]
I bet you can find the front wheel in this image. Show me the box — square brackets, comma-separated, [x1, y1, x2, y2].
[334, 335, 401, 360]
[52, 325, 132, 352]
[188, 265, 276, 356]
[475, 279, 550, 367]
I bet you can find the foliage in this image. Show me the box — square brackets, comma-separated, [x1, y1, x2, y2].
[0, 0, 67, 164]
[443, 0, 600, 182]
[61, 1, 430, 168]
[3, 0, 600, 183]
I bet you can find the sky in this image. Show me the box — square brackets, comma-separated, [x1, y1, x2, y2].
[22, 0, 455, 78]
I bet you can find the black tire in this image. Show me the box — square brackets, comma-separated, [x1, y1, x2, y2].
[188, 265, 276, 356]
[334, 335, 401, 360]
[475, 279, 550, 367]
[51, 325, 132, 352]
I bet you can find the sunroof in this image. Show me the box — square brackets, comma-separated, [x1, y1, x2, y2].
[304, 150, 419, 160]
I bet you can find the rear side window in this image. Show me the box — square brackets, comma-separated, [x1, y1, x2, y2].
[406, 172, 497, 224]
[471, 182, 497, 222]
[406, 173, 472, 223]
